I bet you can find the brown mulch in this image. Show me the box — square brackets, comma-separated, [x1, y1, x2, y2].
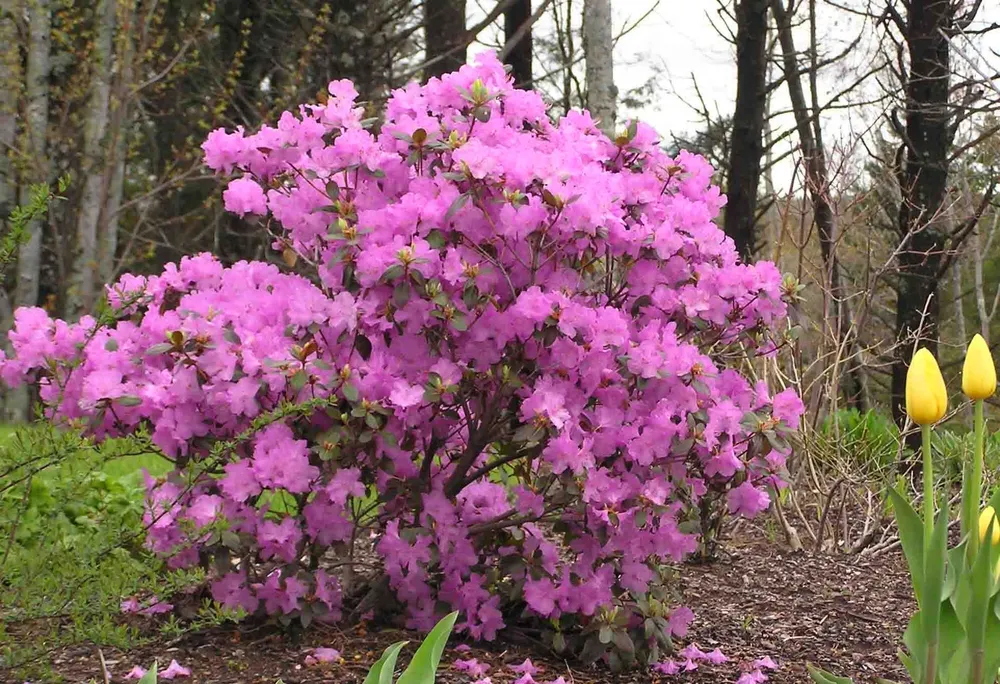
[32, 542, 913, 684]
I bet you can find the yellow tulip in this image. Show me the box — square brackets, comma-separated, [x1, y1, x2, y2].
[981, 506, 1000, 546]
[905, 348, 948, 425]
[963, 334, 997, 400]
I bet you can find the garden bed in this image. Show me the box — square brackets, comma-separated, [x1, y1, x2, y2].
[40, 540, 911, 684]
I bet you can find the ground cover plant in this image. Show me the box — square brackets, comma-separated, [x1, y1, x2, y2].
[0, 52, 800, 674]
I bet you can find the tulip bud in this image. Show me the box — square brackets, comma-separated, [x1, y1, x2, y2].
[962, 334, 997, 400]
[980, 506, 1000, 546]
[905, 348, 948, 425]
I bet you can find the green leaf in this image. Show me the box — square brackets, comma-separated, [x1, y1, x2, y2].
[138, 663, 158, 684]
[116, 395, 142, 407]
[888, 487, 925, 600]
[920, 508, 949, 645]
[382, 264, 405, 283]
[395, 611, 459, 684]
[445, 193, 469, 220]
[146, 342, 175, 355]
[805, 664, 854, 684]
[612, 630, 635, 654]
[393, 282, 411, 307]
[343, 383, 360, 403]
[363, 640, 408, 684]
[104, 338, 119, 352]
[290, 369, 308, 392]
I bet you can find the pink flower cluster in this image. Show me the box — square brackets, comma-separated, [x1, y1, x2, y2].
[1, 53, 800, 646]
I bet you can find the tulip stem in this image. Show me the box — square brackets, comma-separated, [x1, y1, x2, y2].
[923, 424, 934, 552]
[970, 399, 985, 561]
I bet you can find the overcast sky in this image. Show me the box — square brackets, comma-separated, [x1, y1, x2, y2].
[471, 0, 1000, 185]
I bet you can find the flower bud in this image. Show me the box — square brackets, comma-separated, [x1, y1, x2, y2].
[962, 334, 997, 400]
[980, 506, 1000, 546]
[905, 348, 948, 425]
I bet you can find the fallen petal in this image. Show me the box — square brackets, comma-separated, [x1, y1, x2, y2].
[123, 666, 147, 680]
[160, 659, 191, 679]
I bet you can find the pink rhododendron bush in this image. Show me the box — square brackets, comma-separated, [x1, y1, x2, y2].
[1, 53, 801, 667]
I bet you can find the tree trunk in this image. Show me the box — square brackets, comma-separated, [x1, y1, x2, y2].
[0, 0, 19, 228]
[99, 1, 136, 289]
[424, 0, 467, 79]
[583, 0, 615, 136]
[724, 0, 768, 261]
[771, 0, 865, 410]
[16, 0, 51, 312]
[11, 0, 51, 422]
[68, 0, 116, 318]
[504, 0, 532, 88]
[890, 0, 954, 438]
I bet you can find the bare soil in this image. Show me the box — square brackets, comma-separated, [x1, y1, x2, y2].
[35, 541, 913, 684]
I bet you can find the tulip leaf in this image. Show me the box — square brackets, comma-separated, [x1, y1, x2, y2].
[897, 647, 918, 684]
[901, 613, 927, 682]
[138, 664, 158, 684]
[363, 640, 408, 684]
[988, 488, 1000, 522]
[395, 611, 458, 684]
[980, 599, 1000, 684]
[920, 509, 949, 641]
[888, 487, 925, 600]
[935, 601, 967, 680]
[805, 664, 854, 684]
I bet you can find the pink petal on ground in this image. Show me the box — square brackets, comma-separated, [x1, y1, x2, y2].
[123, 666, 147, 680]
[753, 656, 778, 670]
[120, 598, 141, 613]
[159, 660, 191, 679]
[510, 659, 539, 675]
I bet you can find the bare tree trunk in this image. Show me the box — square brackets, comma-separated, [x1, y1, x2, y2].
[890, 0, 955, 441]
[0, 0, 19, 227]
[68, 0, 116, 318]
[424, 0, 467, 79]
[98, 0, 136, 288]
[953, 259, 968, 346]
[583, 0, 615, 136]
[16, 0, 50, 312]
[724, 0, 768, 262]
[11, 0, 51, 422]
[771, 0, 864, 410]
[504, 0, 532, 88]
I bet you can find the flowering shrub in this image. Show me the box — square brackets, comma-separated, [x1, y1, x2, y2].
[1, 53, 800, 664]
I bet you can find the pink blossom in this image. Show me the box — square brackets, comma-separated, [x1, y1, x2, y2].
[223, 177, 267, 216]
[123, 666, 147, 680]
[728, 481, 771, 518]
[668, 606, 695, 637]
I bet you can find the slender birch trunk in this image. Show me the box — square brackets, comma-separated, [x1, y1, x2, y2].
[0, 0, 19, 228]
[99, 1, 135, 287]
[68, 0, 116, 318]
[583, 0, 615, 137]
[10, 0, 51, 421]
